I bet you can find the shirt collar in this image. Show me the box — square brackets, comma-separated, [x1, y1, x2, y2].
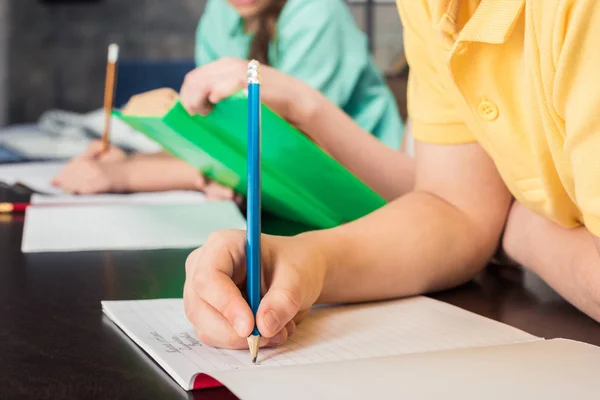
[434, 0, 524, 44]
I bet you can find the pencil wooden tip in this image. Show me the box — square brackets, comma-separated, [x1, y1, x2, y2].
[247, 335, 260, 364]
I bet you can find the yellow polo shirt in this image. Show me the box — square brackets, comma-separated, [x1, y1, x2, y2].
[397, 0, 600, 237]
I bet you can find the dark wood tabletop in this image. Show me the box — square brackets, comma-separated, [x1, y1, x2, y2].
[1, 187, 599, 400]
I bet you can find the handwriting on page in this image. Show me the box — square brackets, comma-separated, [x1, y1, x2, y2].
[103, 297, 538, 374]
[149, 331, 201, 353]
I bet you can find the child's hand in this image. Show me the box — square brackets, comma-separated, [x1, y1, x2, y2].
[52, 158, 126, 194]
[193, 173, 245, 206]
[180, 57, 248, 117]
[179, 58, 321, 129]
[52, 140, 128, 194]
[183, 230, 327, 349]
[80, 139, 127, 162]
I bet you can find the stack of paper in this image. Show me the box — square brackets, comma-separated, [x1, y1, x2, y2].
[0, 124, 90, 160]
[0, 161, 66, 194]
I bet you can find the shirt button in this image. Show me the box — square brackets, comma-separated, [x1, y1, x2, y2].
[476, 98, 499, 121]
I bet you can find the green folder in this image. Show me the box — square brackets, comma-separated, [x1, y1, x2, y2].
[113, 91, 386, 229]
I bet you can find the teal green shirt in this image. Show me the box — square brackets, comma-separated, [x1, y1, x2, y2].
[195, 0, 405, 148]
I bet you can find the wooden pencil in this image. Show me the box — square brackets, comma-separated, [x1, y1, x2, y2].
[246, 59, 262, 364]
[102, 43, 119, 154]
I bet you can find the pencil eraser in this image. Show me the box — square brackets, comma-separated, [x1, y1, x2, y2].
[108, 44, 119, 63]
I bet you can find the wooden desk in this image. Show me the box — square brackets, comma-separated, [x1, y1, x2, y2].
[0, 201, 598, 399]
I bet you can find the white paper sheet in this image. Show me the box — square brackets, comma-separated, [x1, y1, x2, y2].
[21, 200, 245, 252]
[212, 338, 600, 400]
[0, 161, 66, 194]
[31, 191, 206, 205]
[101, 297, 541, 391]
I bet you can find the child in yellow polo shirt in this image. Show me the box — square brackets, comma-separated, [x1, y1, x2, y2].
[179, 0, 600, 348]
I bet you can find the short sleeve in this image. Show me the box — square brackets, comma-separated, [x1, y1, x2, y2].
[396, 1, 476, 145]
[274, 0, 368, 107]
[553, 0, 600, 237]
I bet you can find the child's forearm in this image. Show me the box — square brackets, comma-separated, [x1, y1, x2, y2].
[127, 151, 173, 161]
[303, 140, 512, 305]
[503, 203, 600, 322]
[307, 190, 501, 304]
[259, 66, 415, 201]
[303, 95, 415, 201]
[115, 152, 201, 192]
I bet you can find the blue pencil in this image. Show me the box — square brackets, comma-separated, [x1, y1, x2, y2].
[246, 59, 261, 363]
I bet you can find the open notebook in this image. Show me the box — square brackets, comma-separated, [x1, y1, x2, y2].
[22, 200, 245, 252]
[99, 296, 600, 399]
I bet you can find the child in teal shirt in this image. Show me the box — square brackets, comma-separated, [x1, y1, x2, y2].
[52, 0, 406, 198]
[196, 0, 404, 148]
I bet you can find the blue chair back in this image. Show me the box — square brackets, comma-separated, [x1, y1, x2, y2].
[114, 59, 196, 108]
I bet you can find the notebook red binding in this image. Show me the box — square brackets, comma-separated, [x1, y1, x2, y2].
[193, 373, 223, 390]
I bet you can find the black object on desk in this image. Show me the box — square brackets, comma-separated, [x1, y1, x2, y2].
[0, 182, 33, 203]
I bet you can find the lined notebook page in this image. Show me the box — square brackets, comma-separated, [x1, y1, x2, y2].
[102, 297, 540, 390]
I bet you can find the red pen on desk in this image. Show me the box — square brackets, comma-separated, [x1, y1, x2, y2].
[0, 202, 30, 213]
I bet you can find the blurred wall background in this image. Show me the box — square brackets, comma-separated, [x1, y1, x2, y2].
[348, 0, 404, 72]
[0, 0, 8, 126]
[2, 0, 403, 125]
[6, 0, 205, 125]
